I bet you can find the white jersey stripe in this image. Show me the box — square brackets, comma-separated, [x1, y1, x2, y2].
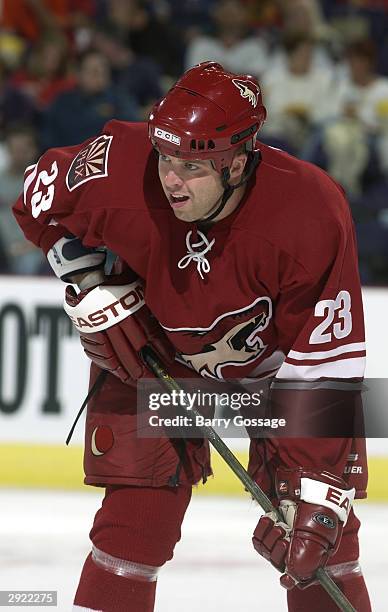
[288, 342, 366, 361]
[276, 356, 365, 379]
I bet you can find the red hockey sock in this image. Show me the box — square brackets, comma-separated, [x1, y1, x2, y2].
[74, 552, 156, 612]
[287, 572, 372, 612]
[74, 485, 192, 612]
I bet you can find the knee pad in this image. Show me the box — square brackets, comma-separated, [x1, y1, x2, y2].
[90, 485, 192, 568]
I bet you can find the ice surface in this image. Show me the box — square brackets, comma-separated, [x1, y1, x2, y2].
[0, 490, 386, 611]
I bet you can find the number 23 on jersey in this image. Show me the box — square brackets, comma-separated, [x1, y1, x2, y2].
[310, 290, 352, 344]
[24, 161, 59, 219]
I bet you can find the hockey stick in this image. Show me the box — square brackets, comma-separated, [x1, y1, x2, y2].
[141, 347, 356, 612]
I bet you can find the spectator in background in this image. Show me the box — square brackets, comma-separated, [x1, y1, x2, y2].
[92, 29, 162, 119]
[9, 34, 76, 112]
[260, 33, 335, 154]
[97, 0, 185, 80]
[0, 124, 44, 274]
[185, 0, 268, 77]
[0, 59, 37, 142]
[335, 40, 388, 134]
[270, 0, 338, 73]
[317, 39, 388, 196]
[0, 0, 96, 43]
[243, 0, 282, 30]
[41, 49, 138, 149]
[160, 0, 216, 32]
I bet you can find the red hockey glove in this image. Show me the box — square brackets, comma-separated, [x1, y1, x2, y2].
[63, 272, 175, 382]
[252, 468, 355, 589]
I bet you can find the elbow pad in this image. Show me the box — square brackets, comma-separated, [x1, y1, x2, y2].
[47, 235, 106, 283]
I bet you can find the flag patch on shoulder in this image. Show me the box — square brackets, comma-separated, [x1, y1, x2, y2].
[66, 135, 113, 191]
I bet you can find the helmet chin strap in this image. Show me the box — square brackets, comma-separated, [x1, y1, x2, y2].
[198, 150, 262, 227]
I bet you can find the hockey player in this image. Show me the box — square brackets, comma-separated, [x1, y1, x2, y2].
[13, 62, 371, 611]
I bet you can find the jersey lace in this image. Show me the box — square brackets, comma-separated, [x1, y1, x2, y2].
[178, 230, 215, 279]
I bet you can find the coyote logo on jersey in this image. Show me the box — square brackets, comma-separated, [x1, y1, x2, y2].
[166, 297, 272, 380]
[66, 135, 113, 191]
[232, 79, 260, 108]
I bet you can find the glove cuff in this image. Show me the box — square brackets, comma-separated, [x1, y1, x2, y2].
[276, 467, 355, 525]
[64, 280, 145, 333]
[47, 235, 106, 282]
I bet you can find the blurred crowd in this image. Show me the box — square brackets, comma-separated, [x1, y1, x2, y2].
[0, 0, 387, 284]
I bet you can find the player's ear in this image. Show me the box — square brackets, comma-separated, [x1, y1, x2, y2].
[229, 151, 248, 183]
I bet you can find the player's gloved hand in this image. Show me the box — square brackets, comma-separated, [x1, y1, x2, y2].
[47, 234, 106, 287]
[63, 270, 175, 382]
[252, 468, 355, 589]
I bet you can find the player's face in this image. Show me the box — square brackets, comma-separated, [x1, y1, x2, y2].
[158, 155, 225, 222]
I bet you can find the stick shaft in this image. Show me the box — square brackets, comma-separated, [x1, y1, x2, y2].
[142, 348, 356, 612]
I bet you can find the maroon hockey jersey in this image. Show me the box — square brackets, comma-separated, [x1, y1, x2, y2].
[13, 120, 367, 496]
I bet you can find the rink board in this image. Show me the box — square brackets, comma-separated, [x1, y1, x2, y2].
[0, 444, 387, 501]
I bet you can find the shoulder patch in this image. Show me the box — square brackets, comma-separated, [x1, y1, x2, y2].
[66, 135, 113, 192]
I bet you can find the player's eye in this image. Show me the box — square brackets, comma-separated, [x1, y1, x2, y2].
[185, 162, 200, 171]
[159, 154, 171, 162]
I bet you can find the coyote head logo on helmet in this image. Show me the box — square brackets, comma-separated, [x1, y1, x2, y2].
[232, 79, 260, 108]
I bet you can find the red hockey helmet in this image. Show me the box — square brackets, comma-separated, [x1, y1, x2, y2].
[148, 62, 267, 173]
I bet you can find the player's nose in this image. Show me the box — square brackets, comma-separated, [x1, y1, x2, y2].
[164, 169, 184, 189]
